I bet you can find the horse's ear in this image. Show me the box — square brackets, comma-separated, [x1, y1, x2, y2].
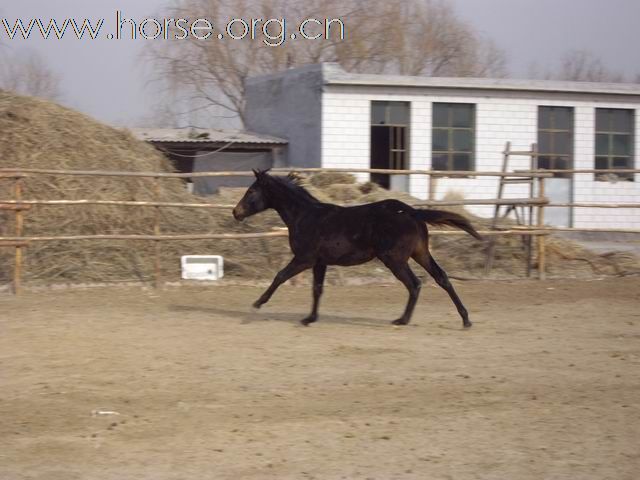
[253, 168, 272, 180]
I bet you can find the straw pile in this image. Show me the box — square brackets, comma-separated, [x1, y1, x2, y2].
[0, 91, 289, 284]
[0, 92, 637, 287]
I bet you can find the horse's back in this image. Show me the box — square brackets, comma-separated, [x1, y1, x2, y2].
[303, 200, 425, 264]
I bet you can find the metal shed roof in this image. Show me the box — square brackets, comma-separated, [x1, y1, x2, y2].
[130, 128, 287, 145]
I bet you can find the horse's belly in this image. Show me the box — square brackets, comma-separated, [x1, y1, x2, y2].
[319, 242, 375, 266]
[331, 251, 375, 266]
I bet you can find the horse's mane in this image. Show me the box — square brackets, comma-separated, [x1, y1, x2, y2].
[262, 171, 320, 204]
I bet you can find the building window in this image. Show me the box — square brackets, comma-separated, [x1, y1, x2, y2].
[595, 108, 635, 182]
[432, 103, 475, 171]
[538, 106, 574, 179]
[371, 101, 410, 126]
[370, 101, 410, 190]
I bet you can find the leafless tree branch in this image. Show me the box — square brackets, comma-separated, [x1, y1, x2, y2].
[0, 51, 62, 100]
[144, 0, 508, 126]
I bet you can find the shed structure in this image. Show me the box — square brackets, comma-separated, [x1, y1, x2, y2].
[245, 63, 640, 228]
[131, 128, 287, 194]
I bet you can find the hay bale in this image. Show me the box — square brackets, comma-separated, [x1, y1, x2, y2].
[324, 184, 362, 203]
[358, 182, 379, 194]
[309, 172, 356, 188]
[359, 188, 417, 204]
[0, 91, 287, 284]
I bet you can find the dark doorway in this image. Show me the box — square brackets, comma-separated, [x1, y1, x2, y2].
[370, 101, 410, 190]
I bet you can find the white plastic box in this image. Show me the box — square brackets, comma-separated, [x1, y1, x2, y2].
[181, 255, 224, 281]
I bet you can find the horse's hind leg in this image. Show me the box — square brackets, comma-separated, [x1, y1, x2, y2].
[301, 263, 327, 326]
[381, 258, 422, 326]
[413, 252, 471, 328]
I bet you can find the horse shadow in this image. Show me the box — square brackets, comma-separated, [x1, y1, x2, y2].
[167, 304, 415, 329]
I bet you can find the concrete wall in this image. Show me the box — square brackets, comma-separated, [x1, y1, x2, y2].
[322, 85, 640, 229]
[245, 64, 323, 167]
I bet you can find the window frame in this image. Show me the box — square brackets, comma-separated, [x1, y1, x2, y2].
[431, 103, 476, 172]
[594, 108, 635, 182]
[537, 106, 574, 179]
[371, 100, 410, 127]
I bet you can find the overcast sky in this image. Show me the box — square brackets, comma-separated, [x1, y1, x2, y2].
[1, 0, 639, 126]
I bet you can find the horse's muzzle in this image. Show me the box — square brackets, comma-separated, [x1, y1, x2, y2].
[232, 207, 245, 221]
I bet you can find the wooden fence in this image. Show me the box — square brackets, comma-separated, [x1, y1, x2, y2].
[1, 167, 639, 294]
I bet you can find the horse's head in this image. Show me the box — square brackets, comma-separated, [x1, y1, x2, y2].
[232, 169, 271, 221]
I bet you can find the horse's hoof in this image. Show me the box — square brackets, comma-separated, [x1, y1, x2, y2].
[300, 317, 316, 326]
[252, 301, 263, 310]
[391, 318, 409, 326]
[463, 321, 473, 329]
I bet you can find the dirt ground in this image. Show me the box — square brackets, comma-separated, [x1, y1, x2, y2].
[1, 277, 639, 480]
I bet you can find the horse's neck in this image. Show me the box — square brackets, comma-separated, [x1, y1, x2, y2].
[270, 190, 313, 228]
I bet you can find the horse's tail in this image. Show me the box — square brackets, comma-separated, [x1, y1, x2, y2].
[413, 209, 483, 240]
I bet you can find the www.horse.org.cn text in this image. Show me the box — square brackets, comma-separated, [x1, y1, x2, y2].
[1, 12, 346, 47]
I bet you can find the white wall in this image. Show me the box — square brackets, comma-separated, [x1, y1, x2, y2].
[322, 85, 640, 229]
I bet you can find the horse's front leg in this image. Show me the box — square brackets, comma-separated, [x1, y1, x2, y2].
[253, 256, 312, 309]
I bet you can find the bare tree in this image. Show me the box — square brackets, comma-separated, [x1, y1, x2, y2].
[549, 49, 623, 83]
[146, 0, 507, 126]
[0, 51, 62, 100]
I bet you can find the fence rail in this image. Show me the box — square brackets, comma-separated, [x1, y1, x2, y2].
[1, 166, 639, 294]
[0, 167, 554, 178]
[0, 229, 553, 243]
[3, 199, 639, 209]
[0, 197, 550, 209]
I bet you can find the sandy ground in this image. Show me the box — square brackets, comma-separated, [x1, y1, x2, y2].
[1, 277, 639, 480]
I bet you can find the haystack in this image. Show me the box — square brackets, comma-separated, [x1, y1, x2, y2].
[308, 171, 356, 188]
[0, 91, 289, 284]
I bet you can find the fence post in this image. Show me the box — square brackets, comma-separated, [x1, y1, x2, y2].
[14, 176, 23, 295]
[153, 177, 162, 289]
[537, 176, 546, 280]
[428, 174, 436, 201]
[525, 143, 537, 278]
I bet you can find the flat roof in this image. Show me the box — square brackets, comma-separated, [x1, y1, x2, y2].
[130, 128, 287, 145]
[248, 63, 640, 97]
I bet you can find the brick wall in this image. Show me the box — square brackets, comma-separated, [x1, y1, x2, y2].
[322, 86, 640, 229]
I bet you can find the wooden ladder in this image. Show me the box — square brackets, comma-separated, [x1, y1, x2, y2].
[483, 142, 538, 276]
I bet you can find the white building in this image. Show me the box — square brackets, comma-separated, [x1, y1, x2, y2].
[245, 63, 640, 228]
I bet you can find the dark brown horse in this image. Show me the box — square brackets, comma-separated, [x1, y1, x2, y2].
[233, 170, 482, 328]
